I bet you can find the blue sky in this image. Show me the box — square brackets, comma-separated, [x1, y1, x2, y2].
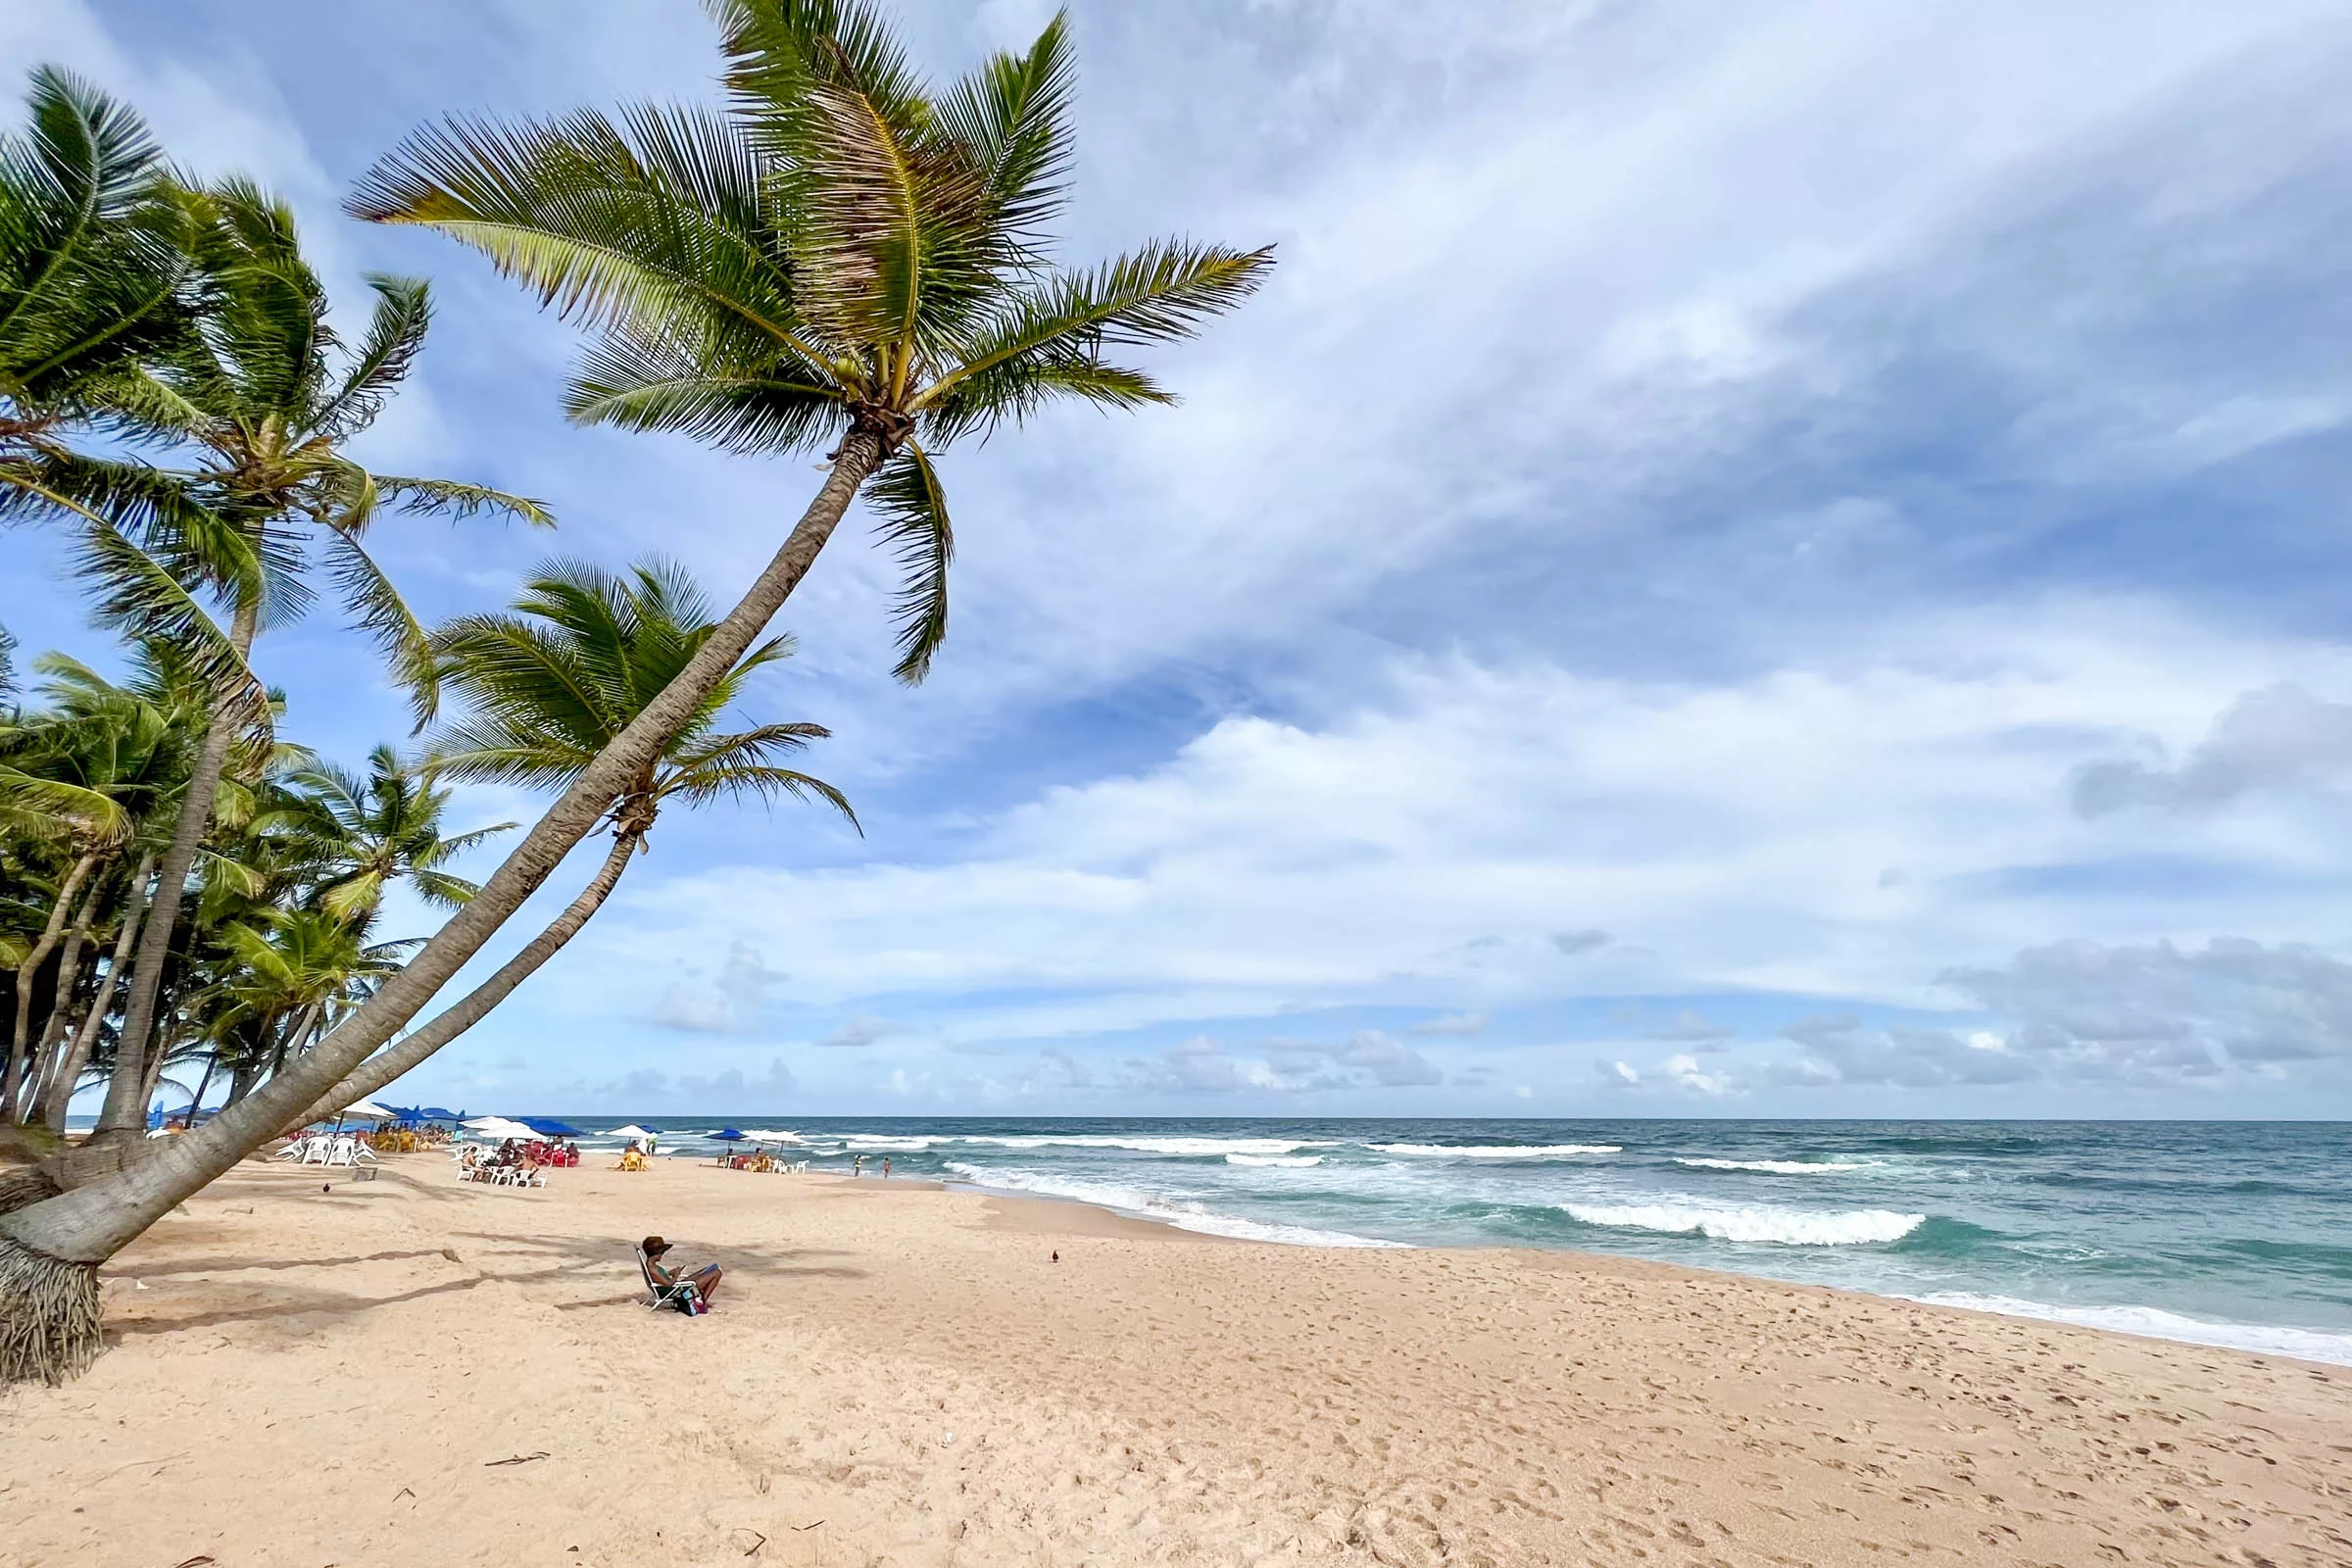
[12, 0, 2352, 1118]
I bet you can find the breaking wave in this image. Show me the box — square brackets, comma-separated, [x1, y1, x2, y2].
[1561, 1201, 1924, 1246]
[941, 1162, 1405, 1248]
[1371, 1143, 1621, 1158]
[959, 1135, 1332, 1157]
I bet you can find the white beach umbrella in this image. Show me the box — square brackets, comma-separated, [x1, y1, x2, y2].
[463, 1116, 539, 1140]
[608, 1124, 656, 1140]
[343, 1100, 398, 1122]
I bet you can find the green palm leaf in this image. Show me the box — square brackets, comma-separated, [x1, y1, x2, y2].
[866, 438, 952, 682]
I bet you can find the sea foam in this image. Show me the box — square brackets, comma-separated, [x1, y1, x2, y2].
[1675, 1156, 1869, 1174]
[942, 1162, 1404, 1248]
[1371, 1143, 1621, 1158]
[1906, 1293, 2352, 1368]
[960, 1135, 1332, 1157]
[1562, 1200, 1924, 1246]
[1226, 1152, 1323, 1167]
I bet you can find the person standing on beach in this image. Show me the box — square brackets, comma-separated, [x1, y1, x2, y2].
[882, 1156, 891, 1179]
[854, 1153, 864, 1177]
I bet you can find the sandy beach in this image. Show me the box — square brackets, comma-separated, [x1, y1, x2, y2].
[3, 1153, 2347, 1567]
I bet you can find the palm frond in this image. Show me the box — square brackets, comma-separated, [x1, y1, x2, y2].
[792, 76, 992, 364]
[667, 760, 858, 830]
[348, 107, 831, 368]
[920, 356, 1165, 444]
[566, 325, 845, 452]
[934, 11, 1076, 260]
[0, 68, 200, 400]
[319, 528, 438, 727]
[865, 438, 952, 682]
[72, 515, 263, 710]
[662, 719, 828, 774]
[916, 239, 1273, 426]
[318, 869, 384, 924]
[428, 821, 516, 858]
[707, 0, 927, 136]
[0, 763, 128, 844]
[312, 273, 431, 439]
[369, 474, 554, 528]
[406, 867, 483, 909]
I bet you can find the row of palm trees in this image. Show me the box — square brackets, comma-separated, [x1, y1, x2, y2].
[3, 561, 854, 1136]
[0, 0, 1266, 1386]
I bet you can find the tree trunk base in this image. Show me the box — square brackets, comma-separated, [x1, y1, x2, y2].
[27, 1138, 143, 1198]
[0, 1233, 102, 1386]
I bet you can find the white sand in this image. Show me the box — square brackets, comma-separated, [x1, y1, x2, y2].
[4, 1152, 2347, 1566]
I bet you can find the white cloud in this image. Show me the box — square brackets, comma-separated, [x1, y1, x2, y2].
[2074, 685, 2352, 816]
[592, 601, 2352, 1056]
[651, 942, 784, 1035]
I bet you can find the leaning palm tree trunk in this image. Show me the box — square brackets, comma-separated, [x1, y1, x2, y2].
[294, 828, 642, 1128]
[13, 875, 107, 1123]
[87, 599, 259, 1146]
[36, 853, 154, 1133]
[4, 851, 102, 1115]
[0, 435, 878, 1384]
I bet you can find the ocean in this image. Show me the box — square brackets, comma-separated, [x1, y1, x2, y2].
[261, 1113, 2352, 1365]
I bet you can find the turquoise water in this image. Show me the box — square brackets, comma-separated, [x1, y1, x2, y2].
[538, 1117, 2352, 1362]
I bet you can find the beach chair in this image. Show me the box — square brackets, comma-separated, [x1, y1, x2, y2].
[635, 1246, 701, 1314]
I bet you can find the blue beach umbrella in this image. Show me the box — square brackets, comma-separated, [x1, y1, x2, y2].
[712, 1128, 747, 1141]
[523, 1118, 585, 1138]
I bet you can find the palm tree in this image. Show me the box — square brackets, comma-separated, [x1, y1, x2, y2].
[204, 910, 414, 1097]
[0, 658, 169, 1114]
[5, 648, 213, 1130]
[270, 746, 512, 926]
[1, 0, 1262, 1387]
[0, 69, 261, 710]
[295, 556, 851, 1124]
[0, 66, 205, 498]
[74, 180, 550, 1151]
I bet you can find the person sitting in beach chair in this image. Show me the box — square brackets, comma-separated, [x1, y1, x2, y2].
[615, 1146, 649, 1172]
[638, 1236, 721, 1313]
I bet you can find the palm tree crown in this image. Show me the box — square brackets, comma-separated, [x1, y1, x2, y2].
[269, 745, 514, 924]
[350, 0, 1271, 680]
[91, 180, 552, 710]
[0, 66, 202, 441]
[425, 556, 855, 840]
